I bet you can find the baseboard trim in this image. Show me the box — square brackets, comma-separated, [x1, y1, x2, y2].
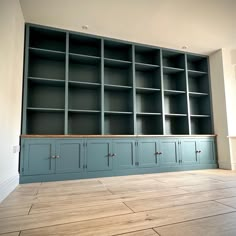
[0, 174, 19, 203]
[218, 161, 232, 170]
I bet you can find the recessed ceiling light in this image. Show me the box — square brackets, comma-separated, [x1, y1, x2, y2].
[82, 25, 89, 30]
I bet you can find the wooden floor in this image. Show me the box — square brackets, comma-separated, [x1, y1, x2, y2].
[1, 170, 236, 235]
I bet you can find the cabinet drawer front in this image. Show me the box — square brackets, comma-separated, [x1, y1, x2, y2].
[23, 140, 55, 175]
[55, 141, 83, 173]
[86, 140, 112, 172]
[160, 139, 179, 166]
[138, 140, 159, 168]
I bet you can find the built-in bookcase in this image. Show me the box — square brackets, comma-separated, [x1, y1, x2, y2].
[22, 24, 213, 135]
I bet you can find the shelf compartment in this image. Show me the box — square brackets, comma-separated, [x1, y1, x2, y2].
[69, 34, 101, 57]
[187, 55, 208, 73]
[29, 27, 66, 52]
[136, 67, 161, 89]
[28, 48, 65, 80]
[104, 40, 132, 61]
[68, 86, 101, 111]
[27, 110, 64, 135]
[28, 80, 65, 109]
[189, 96, 211, 116]
[165, 116, 189, 135]
[191, 117, 212, 134]
[162, 50, 185, 69]
[135, 46, 160, 65]
[68, 112, 101, 135]
[137, 114, 163, 135]
[104, 114, 133, 135]
[69, 54, 101, 83]
[104, 63, 132, 86]
[164, 93, 187, 115]
[104, 90, 133, 112]
[136, 91, 162, 113]
[188, 72, 209, 93]
[163, 69, 186, 91]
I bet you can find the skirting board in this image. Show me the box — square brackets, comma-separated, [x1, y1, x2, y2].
[0, 174, 19, 203]
[218, 161, 232, 170]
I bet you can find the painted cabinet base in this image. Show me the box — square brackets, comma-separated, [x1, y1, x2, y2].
[20, 137, 218, 183]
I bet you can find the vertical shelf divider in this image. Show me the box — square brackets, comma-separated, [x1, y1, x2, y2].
[22, 25, 30, 135]
[132, 44, 136, 135]
[160, 49, 165, 134]
[65, 32, 69, 135]
[185, 54, 191, 135]
[101, 39, 104, 135]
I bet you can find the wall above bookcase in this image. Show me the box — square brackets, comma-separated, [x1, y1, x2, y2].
[22, 23, 213, 136]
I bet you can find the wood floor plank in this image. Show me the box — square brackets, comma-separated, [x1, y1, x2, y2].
[30, 188, 187, 215]
[115, 229, 158, 236]
[179, 181, 236, 193]
[0, 205, 31, 218]
[155, 212, 236, 236]
[125, 187, 236, 212]
[216, 197, 236, 209]
[0, 202, 132, 234]
[20, 201, 234, 236]
[1, 190, 112, 207]
[0, 233, 20, 236]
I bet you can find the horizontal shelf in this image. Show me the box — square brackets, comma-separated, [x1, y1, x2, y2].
[69, 81, 101, 88]
[136, 112, 162, 116]
[135, 62, 160, 71]
[136, 87, 161, 93]
[104, 58, 132, 68]
[105, 111, 133, 115]
[189, 92, 208, 97]
[163, 66, 185, 74]
[68, 109, 101, 113]
[164, 90, 186, 95]
[188, 69, 207, 75]
[29, 47, 65, 55]
[28, 77, 65, 85]
[27, 107, 64, 112]
[165, 113, 187, 117]
[69, 53, 100, 64]
[191, 114, 211, 118]
[104, 84, 132, 91]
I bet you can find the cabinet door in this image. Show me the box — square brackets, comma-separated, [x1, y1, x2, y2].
[138, 140, 159, 168]
[55, 140, 84, 174]
[198, 139, 216, 164]
[86, 140, 112, 172]
[112, 140, 135, 170]
[180, 139, 199, 165]
[159, 139, 179, 166]
[23, 139, 55, 175]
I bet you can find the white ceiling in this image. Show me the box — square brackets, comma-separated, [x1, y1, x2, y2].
[19, 0, 236, 55]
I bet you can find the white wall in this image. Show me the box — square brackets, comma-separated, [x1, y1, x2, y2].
[0, 0, 24, 202]
[210, 48, 236, 170]
[209, 50, 231, 169]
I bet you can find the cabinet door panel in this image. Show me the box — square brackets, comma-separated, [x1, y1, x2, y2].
[55, 140, 83, 173]
[138, 140, 159, 168]
[181, 140, 198, 165]
[86, 140, 112, 172]
[198, 139, 216, 164]
[160, 139, 179, 166]
[23, 140, 55, 175]
[112, 140, 135, 170]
